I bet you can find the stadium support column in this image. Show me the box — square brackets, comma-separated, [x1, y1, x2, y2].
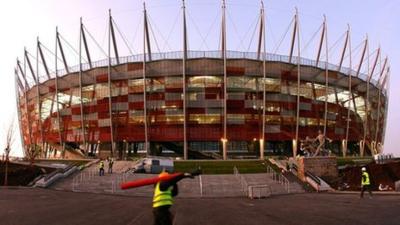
[14, 68, 26, 156]
[81, 22, 93, 70]
[57, 29, 71, 157]
[259, 1, 266, 160]
[355, 37, 368, 156]
[182, 0, 188, 160]
[25, 48, 43, 155]
[107, 10, 117, 157]
[36, 38, 45, 157]
[316, 16, 329, 139]
[364, 48, 380, 155]
[338, 27, 349, 157]
[17, 59, 33, 155]
[221, 0, 227, 160]
[79, 18, 87, 155]
[143, 3, 150, 155]
[374, 59, 388, 154]
[55, 28, 64, 156]
[290, 9, 300, 158]
[344, 25, 352, 158]
[38, 41, 52, 155]
[56, 31, 70, 74]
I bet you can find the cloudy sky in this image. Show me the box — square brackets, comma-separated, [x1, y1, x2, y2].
[0, 0, 399, 156]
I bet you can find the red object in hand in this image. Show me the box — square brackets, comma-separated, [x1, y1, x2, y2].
[120, 173, 183, 190]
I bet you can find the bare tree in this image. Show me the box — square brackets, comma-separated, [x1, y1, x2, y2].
[25, 143, 40, 166]
[3, 118, 15, 186]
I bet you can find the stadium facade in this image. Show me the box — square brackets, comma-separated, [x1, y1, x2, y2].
[14, 2, 389, 160]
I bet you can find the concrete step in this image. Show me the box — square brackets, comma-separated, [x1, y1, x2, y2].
[51, 164, 304, 197]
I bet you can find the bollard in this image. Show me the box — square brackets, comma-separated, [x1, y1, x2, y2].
[199, 175, 203, 197]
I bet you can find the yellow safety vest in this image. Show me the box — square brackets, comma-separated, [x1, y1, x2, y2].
[153, 182, 173, 208]
[361, 171, 370, 186]
[99, 161, 104, 169]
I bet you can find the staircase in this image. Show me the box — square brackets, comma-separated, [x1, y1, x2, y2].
[51, 160, 305, 198]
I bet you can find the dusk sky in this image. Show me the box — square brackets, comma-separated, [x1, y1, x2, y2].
[0, 0, 398, 157]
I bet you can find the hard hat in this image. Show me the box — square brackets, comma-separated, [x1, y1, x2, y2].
[159, 171, 169, 178]
[361, 167, 366, 171]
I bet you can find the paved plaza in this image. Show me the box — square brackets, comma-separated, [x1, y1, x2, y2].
[1, 188, 399, 225]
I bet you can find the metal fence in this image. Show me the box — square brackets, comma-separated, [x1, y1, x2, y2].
[70, 165, 292, 197]
[265, 165, 290, 193]
[31, 50, 382, 92]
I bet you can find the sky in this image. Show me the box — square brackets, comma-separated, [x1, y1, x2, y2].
[0, 0, 399, 157]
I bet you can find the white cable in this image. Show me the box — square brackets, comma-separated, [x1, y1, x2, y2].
[273, 17, 294, 54]
[112, 18, 135, 55]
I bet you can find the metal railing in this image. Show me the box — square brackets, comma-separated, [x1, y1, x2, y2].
[233, 166, 249, 196]
[248, 184, 272, 199]
[234, 166, 272, 198]
[29, 50, 383, 92]
[265, 165, 290, 193]
[72, 169, 97, 191]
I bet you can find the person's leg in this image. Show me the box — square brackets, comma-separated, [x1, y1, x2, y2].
[360, 186, 365, 198]
[367, 185, 373, 198]
[153, 208, 160, 225]
[160, 206, 172, 225]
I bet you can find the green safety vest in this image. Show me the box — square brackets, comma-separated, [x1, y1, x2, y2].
[361, 171, 370, 186]
[99, 161, 104, 169]
[153, 182, 173, 208]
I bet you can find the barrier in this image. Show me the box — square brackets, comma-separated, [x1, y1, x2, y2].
[248, 185, 271, 199]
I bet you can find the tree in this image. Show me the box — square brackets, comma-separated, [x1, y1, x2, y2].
[25, 144, 40, 166]
[3, 118, 15, 186]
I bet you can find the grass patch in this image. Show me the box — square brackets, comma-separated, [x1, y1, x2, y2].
[174, 160, 268, 174]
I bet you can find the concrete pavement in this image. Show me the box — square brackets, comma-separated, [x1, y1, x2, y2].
[1, 188, 399, 225]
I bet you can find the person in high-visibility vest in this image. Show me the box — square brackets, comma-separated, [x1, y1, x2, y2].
[360, 167, 372, 198]
[99, 160, 105, 176]
[153, 169, 201, 225]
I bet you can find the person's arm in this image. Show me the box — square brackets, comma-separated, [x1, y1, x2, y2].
[362, 174, 367, 183]
[159, 169, 201, 191]
[159, 173, 186, 191]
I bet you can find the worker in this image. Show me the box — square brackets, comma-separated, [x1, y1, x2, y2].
[153, 169, 201, 225]
[99, 160, 105, 176]
[108, 157, 114, 174]
[360, 167, 372, 198]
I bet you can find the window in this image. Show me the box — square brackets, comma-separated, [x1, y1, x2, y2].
[189, 114, 220, 124]
[188, 76, 221, 88]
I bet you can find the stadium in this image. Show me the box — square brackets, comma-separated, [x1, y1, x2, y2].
[14, 2, 389, 160]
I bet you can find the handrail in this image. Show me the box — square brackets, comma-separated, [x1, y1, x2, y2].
[292, 163, 321, 186]
[233, 166, 249, 195]
[265, 164, 290, 193]
[305, 171, 321, 185]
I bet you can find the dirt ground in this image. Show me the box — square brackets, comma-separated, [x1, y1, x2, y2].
[1, 188, 399, 225]
[0, 162, 55, 186]
[339, 161, 400, 191]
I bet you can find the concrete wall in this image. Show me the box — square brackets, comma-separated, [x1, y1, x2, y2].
[297, 156, 338, 181]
